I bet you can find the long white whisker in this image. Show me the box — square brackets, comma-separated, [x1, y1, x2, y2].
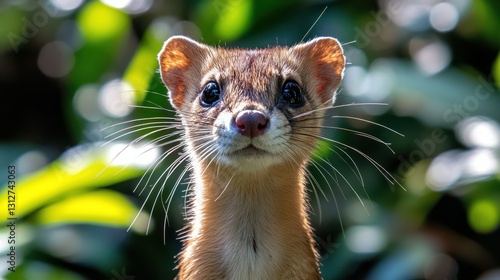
[331, 115, 404, 136]
[214, 173, 236, 202]
[320, 135, 404, 190]
[300, 6, 328, 43]
[310, 158, 346, 237]
[101, 116, 179, 131]
[328, 146, 364, 187]
[315, 153, 369, 215]
[301, 125, 395, 153]
[104, 121, 179, 138]
[305, 168, 323, 223]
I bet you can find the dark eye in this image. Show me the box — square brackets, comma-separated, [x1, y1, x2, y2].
[200, 81, 221, 107]
[282, 81, 303, 107]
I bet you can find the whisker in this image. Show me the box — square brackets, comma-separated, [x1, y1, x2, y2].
[327, 146, 364, 187]
[104, 121, 180, 139]
[300, 6, 328, 43]
[330, 102, 388, 110]
[295, 132, 404, 190]
[101, 125, 174, 146]
[101, 116, 179, 131]
[305, 168, 323, 223]
[313, 151, 369, 215]
[341, 40, 356, 47]
[163, 164, 193, 244]
[135, 142, 184, 195]
[309, 158, 346, 237]
[288, 98, 335, 120]
[295, 124, 395, 154]
[331, 115, 404, 136]
[214, 173, 236, 202]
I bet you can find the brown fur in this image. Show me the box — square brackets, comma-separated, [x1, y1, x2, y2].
[158, 36, 345, 280]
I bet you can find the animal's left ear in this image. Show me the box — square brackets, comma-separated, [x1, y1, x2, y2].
[290, 37, 345, 103]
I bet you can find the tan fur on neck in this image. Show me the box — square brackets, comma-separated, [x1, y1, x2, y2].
[179, 161, 320, 280]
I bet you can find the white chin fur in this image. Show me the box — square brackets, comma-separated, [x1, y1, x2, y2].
[211, 109, 292, 171]
[217, 152, 286, 172]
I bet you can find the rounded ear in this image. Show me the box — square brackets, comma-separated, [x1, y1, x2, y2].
[290, 37, 345, 103]
[158, 36, 211, 110]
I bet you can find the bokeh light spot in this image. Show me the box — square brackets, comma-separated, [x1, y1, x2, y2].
[457, 116, 500, 149]
[98, 79, 134, 118]
[430, 2, 460, 32]
[106, 142, 160, 168]
[73, 84, 102, 121]
[426, 150, 462, 191]
[427, 149, 498, 191]
[37, 41, 74, 78]
[101, 0, 152, 14]
[390, 2, 431, 31]
[411, 40, 451, 75]
[346, 225, 387, 254]
[17, 150, 49, 175]
[50, 0, 84, 12]
[469, 199, 499, 233]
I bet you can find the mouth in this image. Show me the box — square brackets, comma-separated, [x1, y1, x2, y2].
[234, 144, 268, 156]
[219, 143, 283, 170]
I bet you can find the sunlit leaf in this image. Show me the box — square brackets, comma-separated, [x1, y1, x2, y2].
[0, 144, 145, 222]
[34, 190, 138, 229]
[67, 1, 132, 140]
[123, 21, 168, 104]
[196, 0, 252, 42]
[78, 1, 129, 43]
[214, 0, 252, 41]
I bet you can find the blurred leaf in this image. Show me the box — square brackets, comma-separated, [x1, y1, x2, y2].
[67, 2, 131, 139]
[78, 1, 130, 44]
[312, 139, 334, 160]
[195, 0, 253, 42]
[372, 60, 500, 127]
[71, 1, 130, 85]
[123, 21, 167, 104]
[494, 52, 500, 86]
[6, 262, 86, 280]
[34, 190, 138, 229]
[0, 7, 25, 53]
[214, 0, 252, 41]
[0, 144, 143, 222]
[472, 0, 500, 46]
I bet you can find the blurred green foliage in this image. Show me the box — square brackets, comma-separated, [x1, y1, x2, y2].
[1, 0, 499, 279]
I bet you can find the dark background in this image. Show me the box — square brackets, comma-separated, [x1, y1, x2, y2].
[1, 0, 500, 279]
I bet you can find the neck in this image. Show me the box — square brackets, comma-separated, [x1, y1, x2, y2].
[178, 161, 321, 280]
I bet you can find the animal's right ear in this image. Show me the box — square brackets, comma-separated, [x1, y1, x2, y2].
[158, 36, 210, 110]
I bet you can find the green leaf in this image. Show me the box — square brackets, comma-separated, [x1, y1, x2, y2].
[123, 21, 169, 104]
[34, 190, 139, 230]
[494, 52, 500, 86]
[213, 0, 253, 41]
[196, 0, 253, 42]
[0, 144, 144, 222]
[67, 1, 132, 140]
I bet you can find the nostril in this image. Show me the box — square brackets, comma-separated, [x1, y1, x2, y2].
[235, 110, 268, 138]
[236, 119, 246, 130]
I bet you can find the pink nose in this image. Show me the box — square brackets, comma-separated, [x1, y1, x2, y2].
[235, 110, 268, 138]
